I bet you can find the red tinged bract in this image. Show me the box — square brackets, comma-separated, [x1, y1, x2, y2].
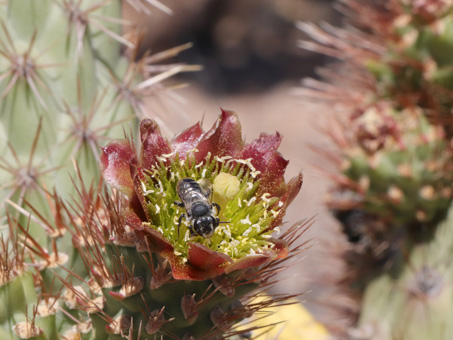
[100, 109, 302, 280]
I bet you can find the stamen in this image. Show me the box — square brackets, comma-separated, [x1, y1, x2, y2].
[141, 153, 279, 260]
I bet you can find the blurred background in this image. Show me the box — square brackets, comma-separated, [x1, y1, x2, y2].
[124, 0, 345, 323]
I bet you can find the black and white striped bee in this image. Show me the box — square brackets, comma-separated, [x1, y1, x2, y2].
[174, 177, 222, 238]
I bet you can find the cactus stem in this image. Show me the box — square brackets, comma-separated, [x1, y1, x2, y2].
[1, 133, 67, 231]
[0, 24, 50, 105]
[148, 259, 172, 290]
[39, 252, 69, 270]
[145, 307, 170, 335]
[105, 314, 132, 335]
[36, 297, 59, 317]
[181, 294, 199, 324]
[106, 48, 200, 136]
[9, 190, 67, 238]
[62, 0, 134, 56]
[60, 277, 108, 320]
[210, 306, 228, 331]
[62, 84, 135, 161]
[109, 276, 144, 300]
[212, 275, 235, 298]
[0, 221, 25, 285]
[13, 304, 43, 339]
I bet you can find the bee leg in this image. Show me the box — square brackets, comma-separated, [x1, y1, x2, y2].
[174, 201, 184, 208]
[177, 213, 186, 238]
[213, 202, 221, 214]
[189, 225, 197, 237]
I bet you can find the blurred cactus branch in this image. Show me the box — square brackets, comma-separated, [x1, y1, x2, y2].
[298, 0, 453, 339]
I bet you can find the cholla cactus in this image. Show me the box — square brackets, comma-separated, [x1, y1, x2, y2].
[0, 0, 196, 235]
[0, 110, 308, 339]
[299, 0, 453, 339]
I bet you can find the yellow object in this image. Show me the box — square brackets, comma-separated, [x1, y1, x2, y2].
[251, 296, 329, 340]
[213, 172, 241, 200]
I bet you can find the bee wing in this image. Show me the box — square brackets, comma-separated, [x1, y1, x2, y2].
[197, 178, 213, 200]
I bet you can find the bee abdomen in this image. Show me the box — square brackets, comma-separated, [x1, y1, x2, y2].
[177, 178, 202, 198]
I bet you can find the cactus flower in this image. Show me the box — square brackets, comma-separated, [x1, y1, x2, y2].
[100, 109, 303, 280]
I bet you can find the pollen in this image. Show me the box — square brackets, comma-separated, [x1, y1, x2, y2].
[261, 193, 271, 203]
[246, 197, 257, 207]
[213, 172, 241, 200]
[240, 215, 252, 225]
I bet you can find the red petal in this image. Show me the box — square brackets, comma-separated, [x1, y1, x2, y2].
[224, 254, 273, 274]
[167, 255, 227, 281]
[171, 122, 204, 159]
[270, 173, 303, 229]
[224, 239, 288, 274]
[141, 230, 231, 280]
[142, 228, 174, 253]
[100, 140, 136, 197]
[239, 132, 289, 198]
[187, 242, 232, 271]
[131, 169, 151, 222]
[140, 119, 172, 169]
[286, 172, 303, 207]
[124, 207, 144, 229]
[269, 237, 289, 259]
[195, 109, 244, 162]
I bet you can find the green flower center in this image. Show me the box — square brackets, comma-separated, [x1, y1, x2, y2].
[141, 153, 282, 261]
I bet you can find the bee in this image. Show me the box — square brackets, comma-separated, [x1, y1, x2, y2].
[174, 177, 222, 238]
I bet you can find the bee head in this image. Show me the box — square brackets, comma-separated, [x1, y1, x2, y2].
[194, 215, 220, 238]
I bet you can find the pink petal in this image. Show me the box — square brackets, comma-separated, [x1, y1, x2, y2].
[170, 122, 204, 159]
[239, 132, 289, 198]
[195, 109, 244, 162]
[140, 119, 172, 169]
[100, 140, 136, 197]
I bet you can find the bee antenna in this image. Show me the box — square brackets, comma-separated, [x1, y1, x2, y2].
[219, 221, 230, 224]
